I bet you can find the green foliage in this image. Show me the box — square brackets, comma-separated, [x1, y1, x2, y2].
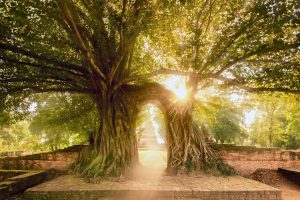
[0, 121, 37, 151]
[194, 92, 300, 150]
[34, 194, 49, 200]
[29, 93, 98, 151]
[0, 0, 299, 103]
[135, 105, 152, 140]
[136, 104, 166, 142]
[211, 106, 245, 144]
[200, 158, 236, 176]
[72, 146, 125, 179]
[0, 93, 98, 152]
[194, 92, 246, 144]
[0, 0, 298, 134]
[248, 94, 300, 149]
[0, 0, 299, 176]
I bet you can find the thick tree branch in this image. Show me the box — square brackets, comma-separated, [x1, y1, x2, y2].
[109, 0, 146, 85]
[243, 59, 300, 65]
[0, 56, 85, 79]
[1, 77, 75, 85]
[200, 11, 258, 72]
[0, 43, 88, 75]
[0, 75, 88, 90]
[113, 68, 216, 92]
[124, 68, 215, 82]
[215, 42, 300, 75]
[56, 0, 106, 81]
[120, 66, 300, 95]
[215, 76, 300, 94]
[243, 87, 300, 94]
[3, 85, 95, 95]
[0, 58, 91, 91]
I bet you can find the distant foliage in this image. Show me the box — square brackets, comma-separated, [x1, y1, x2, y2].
[29, 93, 98, 151]
[193, 92, 246, 144]
[0, 93, 98, 152]
[248, 94, 300, 149]
[0, 121, 33, 151]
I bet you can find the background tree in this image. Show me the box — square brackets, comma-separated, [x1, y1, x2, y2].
[194, 91, 246, 144]
[282, 98, 300, 149]
[29, 93, 98, 150]
[248, 94, 300, 149]
[0, 0, 299, 177]
[0, 93, 97, 152]
[249, 94, 285, 147]
[210, 105, 245, 144]
[0, 121, 37, 151]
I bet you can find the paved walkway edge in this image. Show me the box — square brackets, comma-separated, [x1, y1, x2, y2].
[24, 175, 282, 200]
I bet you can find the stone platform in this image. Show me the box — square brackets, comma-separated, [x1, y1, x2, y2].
[0, 170, 46, 200]
[24, 175, 281, 200]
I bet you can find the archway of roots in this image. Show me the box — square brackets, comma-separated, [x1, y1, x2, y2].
[136, 103, 167, 173]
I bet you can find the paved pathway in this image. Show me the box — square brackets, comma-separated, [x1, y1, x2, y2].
[24, 150, 282, 199]
[25, 174, 281, 200]
[138, 150, 167, 170]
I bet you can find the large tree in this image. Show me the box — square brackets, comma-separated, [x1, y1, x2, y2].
[0, 0, 299, 177]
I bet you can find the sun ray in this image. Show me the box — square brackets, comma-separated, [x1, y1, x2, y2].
[162, 75, 188, 100]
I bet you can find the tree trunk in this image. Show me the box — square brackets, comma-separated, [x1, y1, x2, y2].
[72, 83, 225, 177]
[165, 102, 215, 174]
[73, 89, 139, 178]
[129, 83, 217, 175]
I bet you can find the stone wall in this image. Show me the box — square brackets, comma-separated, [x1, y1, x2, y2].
[0, 151, 32, 157]
[211, 144, 300, 176]
[0, 144, 299, 175]
[0, 145, 82, 171]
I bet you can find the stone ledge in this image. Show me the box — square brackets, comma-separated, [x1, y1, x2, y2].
[25, 175, 282, 200]
[0, 170, 47, 200]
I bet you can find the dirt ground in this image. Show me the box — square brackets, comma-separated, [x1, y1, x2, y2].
[249, 169, 300, 200]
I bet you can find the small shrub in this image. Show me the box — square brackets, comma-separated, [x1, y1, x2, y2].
[186, 154, 195, 173]
[34, 194, 49, 200]
[201, 158, 236, 176]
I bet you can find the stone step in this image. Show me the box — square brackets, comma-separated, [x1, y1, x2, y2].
[24, 175, 282, 200]
[0, 170, 47, 200]
[138, 146, 167, 151]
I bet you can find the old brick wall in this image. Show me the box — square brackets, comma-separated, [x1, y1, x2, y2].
[212, 144, 300, 176]
[0, 151, 32, 157]
[0, 146, 82, 171]
[0, 144, 299, 175]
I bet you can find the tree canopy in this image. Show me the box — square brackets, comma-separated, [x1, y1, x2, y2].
[0, 0, 299, 176]
[0, 0, 299, 102]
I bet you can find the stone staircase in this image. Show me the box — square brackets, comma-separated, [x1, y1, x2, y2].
[138, 121, 166, 150]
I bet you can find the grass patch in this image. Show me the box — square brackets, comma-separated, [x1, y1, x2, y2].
[201, 158, 236, 176]
[34, 194, 49, 200]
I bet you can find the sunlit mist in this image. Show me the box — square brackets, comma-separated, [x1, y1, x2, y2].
[136, 104, 167, 177]
[162, 75, 188, 100]
[149, 105, 165, 144]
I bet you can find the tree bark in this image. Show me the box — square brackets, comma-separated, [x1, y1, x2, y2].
[130, 82, 215, 175]
[165, 102, 215, 174]
[73, 88, 139, 177]
[73, 82, 216, 177]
